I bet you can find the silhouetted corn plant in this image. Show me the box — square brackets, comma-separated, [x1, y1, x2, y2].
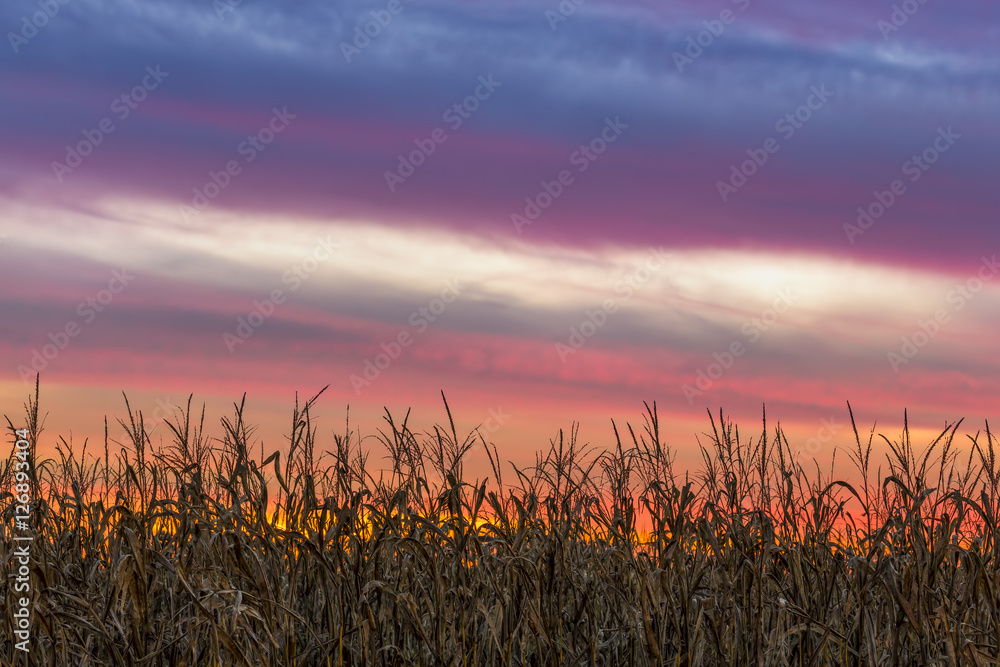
[2, 382, 999, 665]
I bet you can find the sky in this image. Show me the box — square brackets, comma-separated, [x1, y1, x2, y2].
[1, 0, 999, 473]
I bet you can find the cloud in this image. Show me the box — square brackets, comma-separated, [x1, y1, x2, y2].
[2, 0, 999, 461]
[0, 0, 997, 274]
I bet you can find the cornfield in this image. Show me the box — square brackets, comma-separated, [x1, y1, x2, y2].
[2, 380, 999, 666]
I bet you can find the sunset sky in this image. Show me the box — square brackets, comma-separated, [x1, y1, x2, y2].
[2, 0, 998, 472]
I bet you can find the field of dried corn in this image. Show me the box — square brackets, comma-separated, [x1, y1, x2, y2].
[2, 381, 999, 666]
